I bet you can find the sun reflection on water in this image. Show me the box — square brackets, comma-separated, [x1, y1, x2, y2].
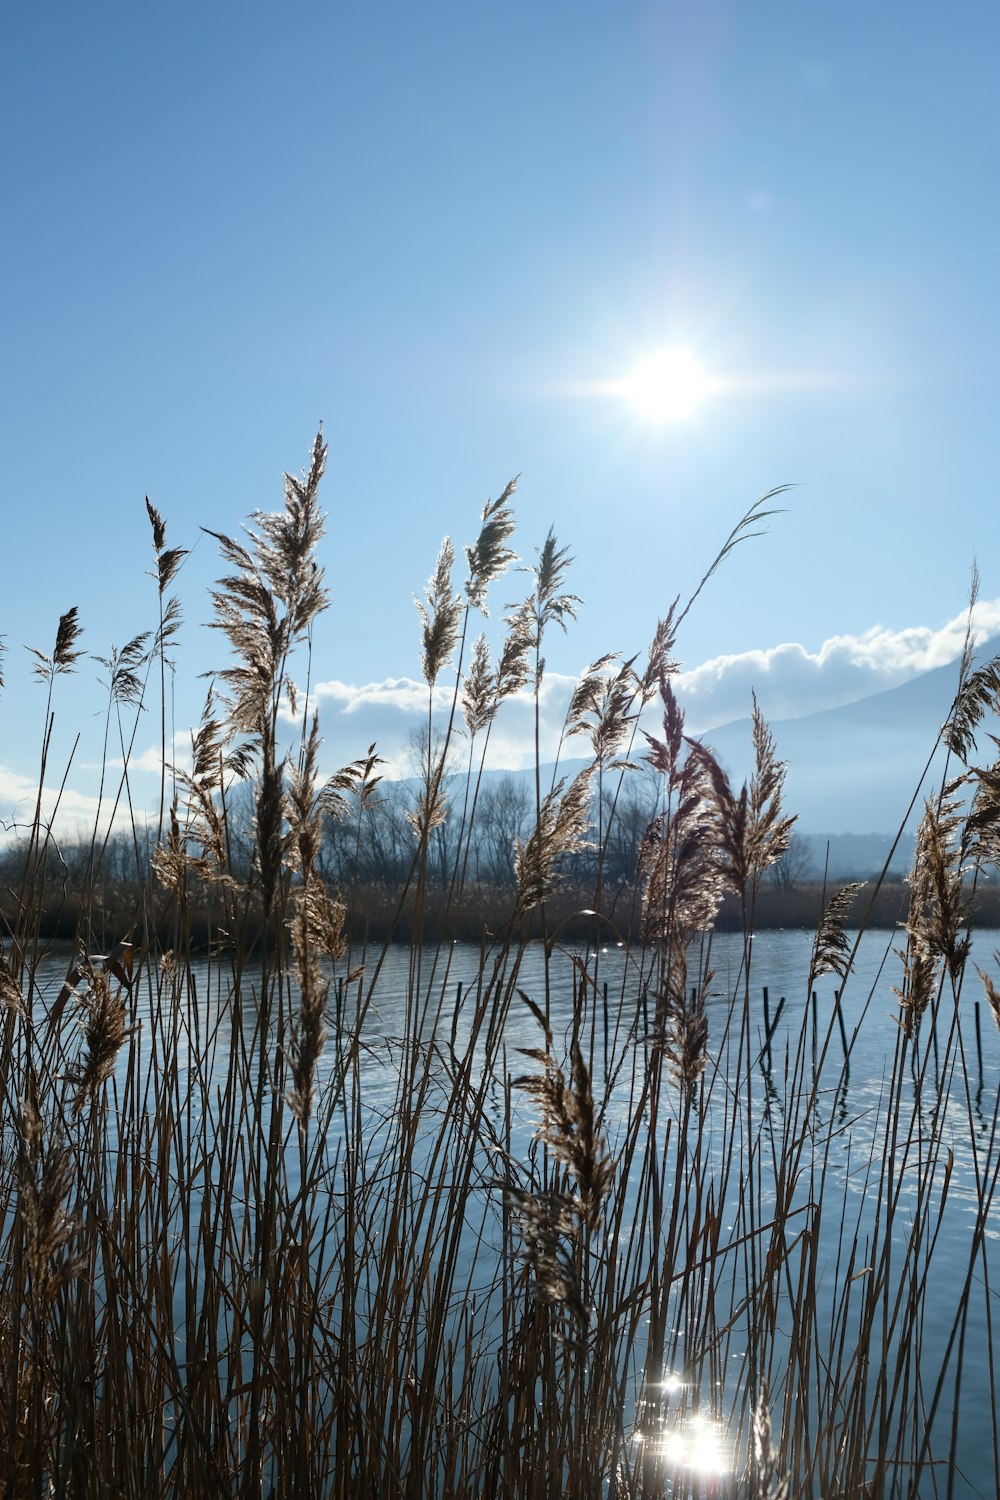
[633, 1372, 734, 1492]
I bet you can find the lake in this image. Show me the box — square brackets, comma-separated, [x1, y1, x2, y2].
[28, 926, 1000, 1497]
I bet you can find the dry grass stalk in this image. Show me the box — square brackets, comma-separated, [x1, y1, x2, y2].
[5, 439, 996, 1497]
[286, 715, 347, 1121]
[896, 789, 970, 1035]
[27, 606, 85, 682]
[977, 958, 1000, 1031]
[748, 1389, 791, 1500]
[416, 538, 463, 688]
[809, 880, 867, 991]
[463, 479, 518, 611]
[673, 486, 790, 633]
[67, 962, 130, 1114]
[513, 766, 593, 914]
[16, 1089, 79, 1299]
[659, 967, 712, 1091]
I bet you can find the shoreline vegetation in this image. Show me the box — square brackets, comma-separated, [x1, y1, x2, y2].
[3, 432, 1000, 1495]
[10, 862, 1000, 950]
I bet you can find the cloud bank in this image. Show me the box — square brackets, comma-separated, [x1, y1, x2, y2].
[305, 604, 1000, 771]
[674, 601, 1000, 731]
[4, 601, 996, 839]
[310, 673, 581, 775]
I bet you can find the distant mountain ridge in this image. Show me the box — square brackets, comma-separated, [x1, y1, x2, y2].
[384, 637, 999, 879]
[698, 634, 1000, 837]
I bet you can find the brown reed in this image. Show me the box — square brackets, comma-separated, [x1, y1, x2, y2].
[0, 433, 995, 1500]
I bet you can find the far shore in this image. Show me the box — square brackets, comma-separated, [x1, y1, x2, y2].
[6, 875, 996, 951]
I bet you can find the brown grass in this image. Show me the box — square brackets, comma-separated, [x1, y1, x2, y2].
[0, 435, 998, 1496]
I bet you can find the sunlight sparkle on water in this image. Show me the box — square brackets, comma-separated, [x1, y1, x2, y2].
[636, 1411, 732, 1476]
[634, 1373, 733, 1479]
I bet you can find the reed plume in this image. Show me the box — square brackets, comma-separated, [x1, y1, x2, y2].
[565, 653, 640, 770]
[147, 495, 186, 839]
[659, 968, 712, 1091]
[206, 430, 329, 737]
[514, 991, 614, 1229]
[416, 538, 463, 688]
[513, 766, 594, 914]
[942, 652, 1000, 764]
[895, 787, 969, 1036]
[0, 951, 25, 1015]
[496, 596, 535, 700]
[464, 479, 518, 612]
[461, 633, 494, 737]
[965, 752, 1000, 870]
[27, 606, 85, 682]
[508, 992, 614, 1328]
[640, 741, 731, 942]
[748, 1390, 791, 1500]
[16, 1089, 78, 1299]
[809, 880, 866, 992]
[285, 716, 347, 1122]
[978, 959, 1000, 1031]
[66, 963, 130, 1115]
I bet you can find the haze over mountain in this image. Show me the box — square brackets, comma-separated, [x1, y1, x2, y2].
[457, 635, 1000, 881]
[699, 635, 1000, 837]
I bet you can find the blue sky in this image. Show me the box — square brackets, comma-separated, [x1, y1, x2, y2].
[3, 1, 1000, 837]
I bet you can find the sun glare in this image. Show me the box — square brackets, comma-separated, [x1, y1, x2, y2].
[616, 347, 717, 424]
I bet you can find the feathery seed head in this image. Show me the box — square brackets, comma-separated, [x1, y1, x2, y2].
[465, 478, 518, 612]
[810, 882, 866, 991]
[461, 633, 495, 736]
[28, 607, 84, 682]
[528, 529, 581, 639]
[514, 767, 594, 914]
[416, 538, 463, 686]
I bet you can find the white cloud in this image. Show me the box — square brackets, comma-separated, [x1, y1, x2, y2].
[308, 672, 580, 775]
[80, 732, 195, 777]
[674, 600, 1000, 731]
[303, 603, 1000, 774]
[5, 600, 990, 838]
[0, 764, 156, 845]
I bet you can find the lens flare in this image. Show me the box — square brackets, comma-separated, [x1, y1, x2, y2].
[615, 347, 718, 423]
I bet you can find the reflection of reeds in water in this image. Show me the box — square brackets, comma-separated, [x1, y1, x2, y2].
[1, 437, 999, 1496]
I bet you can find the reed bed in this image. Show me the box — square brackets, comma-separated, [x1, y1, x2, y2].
[1, 434, 999, 1497]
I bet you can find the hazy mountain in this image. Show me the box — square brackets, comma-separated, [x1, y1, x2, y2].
[698, 635, 1000, 837]
[379, 638, 999, 881]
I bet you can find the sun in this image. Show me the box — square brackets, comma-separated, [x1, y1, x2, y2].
[615, 347, 717, 423]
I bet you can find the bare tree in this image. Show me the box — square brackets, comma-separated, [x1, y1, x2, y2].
[476, 776, 533, 885]
[767, 831, 815, 891]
